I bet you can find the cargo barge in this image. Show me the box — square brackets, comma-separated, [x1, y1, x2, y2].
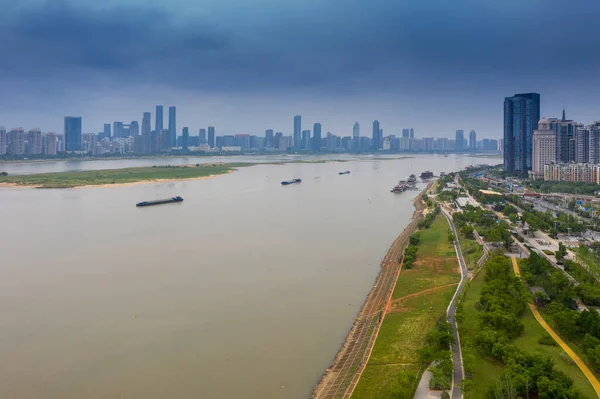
[136, 196, 183, 207]
[420, 171, 434, 179]
[338, 171, 350, 175]
[281, 178, 302, 185]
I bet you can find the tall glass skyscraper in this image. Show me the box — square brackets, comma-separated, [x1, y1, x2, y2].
[372, 120, 380, 150]
[313, 123, 322, 151]
[208, 126, 215, 148]
[455, 130, 465, 151]
[293, 115, 301, 149]
[64, 116, 82, 152]
[155, 105, 163, 136]
[503, 93, 540, 174]
[142, 112, 151, 135]
[168, 106, 176, 148]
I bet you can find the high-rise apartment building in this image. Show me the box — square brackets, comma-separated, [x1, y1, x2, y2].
[168, 106, 176, 148]
[531, 118, 556, 179]
[575, 125, 590, 163]
[27, 128, 42, 155]
[64, 117, 82, 152]
[372, 120, 381, 150]
[588, 122, 600, 164]
[45, 132, 57, 155]
[503, 93, 540, 174]
[469, 130, 476, 150]
[8, 128, 25, 155]
[208, 126, 215, 148]
[455, 130, 465, 151]
[293, 115, 302, 149]
[352, 122, 360, 151]
[313, 123, 322, 151]
[155, 105, 164, 136]
[0, 127, 6, 155]
[182, 127, 189, 151]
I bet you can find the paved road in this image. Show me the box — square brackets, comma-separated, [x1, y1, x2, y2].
[441, 209, 467, 399]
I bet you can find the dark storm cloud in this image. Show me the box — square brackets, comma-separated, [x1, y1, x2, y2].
[2, 0, 600, 93]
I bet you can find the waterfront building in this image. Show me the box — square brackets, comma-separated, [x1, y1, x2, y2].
[103, 123, 111, 139]
[234, 134, 250, 150]
[155, 105, 164, 137]
[113, 122, 123, 139]
[469, 130, 476, 150]
[45, 132, 57, 155]
[265, 129, 274, 148]
[294, 115, 302, 149]
[313, 123, 322, 151]
[199, 129, 207, 144]
[352, 122, 360, 151]
[168, 106, 176, 148]
[208, 126, 215, 148]
[372, 120, 381, 150]
[8, 128, 25, 155]
[64, 117, 82, 152]
[503, 93, 541, 174]
[182, 127, 189, 151]
[129, 121, 139, 137]
[455, 130, 465, 152]
[402, 128, 409, 138]
[327, 132, 336, 151]
[302, 130, 311, 150]
[531, 118, 556, 179]
[0, 127, 6, 155]
[27, 128, 42, 155]
[410, 128, 414, 139]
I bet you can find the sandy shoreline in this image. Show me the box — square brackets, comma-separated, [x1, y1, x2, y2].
[0, 172, 229, 190]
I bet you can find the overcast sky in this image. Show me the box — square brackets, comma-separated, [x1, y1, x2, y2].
[1, 0, 600, 138]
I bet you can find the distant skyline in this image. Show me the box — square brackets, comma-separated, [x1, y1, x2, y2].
[2, 0, 600, 136]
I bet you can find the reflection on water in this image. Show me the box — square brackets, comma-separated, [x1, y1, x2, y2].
[0, 155, 496, 399]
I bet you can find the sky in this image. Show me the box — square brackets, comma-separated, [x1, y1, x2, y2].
[1, 0, 600, 138]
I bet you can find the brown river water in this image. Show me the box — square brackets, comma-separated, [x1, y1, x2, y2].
[0, 154, 499, 399]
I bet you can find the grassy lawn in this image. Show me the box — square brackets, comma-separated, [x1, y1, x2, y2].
[457, 272, 503, 399]
[393, 216, 460, 299]
[513, 308, 596, 398]
[0, 163, 249, 188]
[577, 246, 600, 276]
[458, 232, 483, 271]
[352, 215, 460, 399]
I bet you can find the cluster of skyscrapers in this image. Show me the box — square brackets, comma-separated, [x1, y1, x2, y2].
[503, 92, 600, 183]
[1, 107, 499, 157]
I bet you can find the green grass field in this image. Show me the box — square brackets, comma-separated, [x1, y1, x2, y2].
[0, 163, 249, 188]
[352, 215, 460, 399]
[458, 233, 483, 271]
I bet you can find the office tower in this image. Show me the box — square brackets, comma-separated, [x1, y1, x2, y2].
[142, 112, 151, 135]
[182, 127, 189, 151]
[130, 121, 139, 136]
[103, 123, 111, 138]
[113, 122, 123, 138]
[302, 130, 311, 150]
[27, 128, 42, 155]
[575, 126, 589, 163]
[352, 122, 360, 151]
[168, 106, 176, 148]
[294, 115, 302, 149]
[469, 130, 476, 150]
[402, 128, 409, 138]
[208, 126, 215, 148]
[531, 118, 556, 179]
[199, 128, 207, 143]
[45, 132, 57, 155]
[327, 132, 336, 151]
[455, 130, 465, 151]
[150, 130, 158, 153]
[372, 120, 381, 150]
[265, 129, 274, 148]
[312, 123, 322, 151]
[552, 111, 577, 163]
[588, 123, 600, 164]
[64, 117, 82, 152]
[0, 127, 5, 155]
[155, 105, 164, 136]
[503, 93, 540, 173]
[410, 128, 414, 139]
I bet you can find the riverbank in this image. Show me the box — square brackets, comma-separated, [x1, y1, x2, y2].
[0, 163, 249, 188]
[311, 183, 431, 399]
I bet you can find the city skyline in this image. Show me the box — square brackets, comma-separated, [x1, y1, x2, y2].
[2, 1, 600, 136]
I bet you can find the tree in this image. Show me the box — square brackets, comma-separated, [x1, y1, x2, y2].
[409, 232, 421, 246]
[461, 225, 475, 239]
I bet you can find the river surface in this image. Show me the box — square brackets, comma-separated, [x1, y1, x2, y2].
[0, 154, 499, 399]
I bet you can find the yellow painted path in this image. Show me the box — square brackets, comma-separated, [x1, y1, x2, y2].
[511, 257, 600, 397]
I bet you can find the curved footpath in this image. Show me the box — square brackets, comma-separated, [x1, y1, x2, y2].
[441, 208, 467, 399]
[311, 188, 430, 399]
[511, 257, 600, 397]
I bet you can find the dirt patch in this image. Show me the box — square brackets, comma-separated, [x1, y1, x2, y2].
[387, 283, 460, 314]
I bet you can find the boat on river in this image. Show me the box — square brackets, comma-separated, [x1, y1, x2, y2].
[281, 178, 302, 185]
[136, 196, 183, 207]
